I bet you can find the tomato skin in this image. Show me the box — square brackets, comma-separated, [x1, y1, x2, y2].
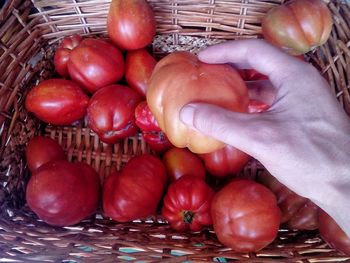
[26, 136, 66, 173]
[103, 154, 167, 222]
[319, 209, 350, 255]
[262, 0, 332, 55]
[238, 69, 268, 81]
[26, 160, 100, 226]
[248, 99, 270, 113]
[87, 85, 142, 144]
[25, 79, 89, 125]
[67, 38, 124, 93]
[147, 51, 249, 154]
[54, 34, 83, 77]
[163, 147, 206, 182]
[126, 49, 157, 97]
[107, 0, 156, 50]
[135, 101, 161, 132]
[162, 176, 214, 232]
[211, 179, 281, 252]
[142, 132, 173, 153]
[199, 145, 251, 177]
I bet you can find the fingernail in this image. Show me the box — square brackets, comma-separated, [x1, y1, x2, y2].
[180, 104, 196, 126]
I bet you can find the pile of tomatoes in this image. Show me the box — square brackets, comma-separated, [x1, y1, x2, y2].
[23, 0, 350, 255]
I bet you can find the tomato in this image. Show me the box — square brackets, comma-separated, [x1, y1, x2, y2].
[107, 0, 156, 50]
[135, 101, 161, 132]
[319, 209, 350, 255]
[67, 38, 124, 93]
[238, 69, 268, 81]
[199, 144, 251, 177]
[163, 147, 206, 183]
[26, 160, 100, 226]
[162, 176, 214, 232]
[87, 85, 142, 144]
[25, 79, 89, 125]
[248, 99, 271, 113]
[103, 154, 167, 222]
[211, 179, 281, 252]
[26, 136, 66, 173]
[54, 34, 83, 77]
[126, 49, 157, 97]
[147, 51, 249, 154]
[142, 132, 173, 153]
[262, 0, 332, 55]
[258, 171, 318, 230]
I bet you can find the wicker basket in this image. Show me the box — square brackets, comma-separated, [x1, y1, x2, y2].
[0, 0, 350, 262]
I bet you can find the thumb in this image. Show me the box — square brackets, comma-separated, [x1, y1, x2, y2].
[180, 102, 275, 158]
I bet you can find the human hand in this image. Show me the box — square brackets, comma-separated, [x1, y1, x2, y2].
[179, 39, 350, 236]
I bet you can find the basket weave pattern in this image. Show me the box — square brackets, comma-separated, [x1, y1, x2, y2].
[0, 0, 349, 261]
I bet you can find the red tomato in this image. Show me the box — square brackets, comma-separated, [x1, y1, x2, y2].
[319, 209, 350, 255]
[199, 145, 251, 177]
[211, 179, 281, 252]
[238, 69, 268, 81]
[26, 136, 66, 173]
[142, 132, 173, 153]
[87, 85, 142, 144]
[67, 38, 124, 93]
[54, 34, 83, 77]
[135, 101, 161, 132]
[107, 0, 156, 50]
[162, 176, 214, 232]
[262, 0, 333, 55]
[25, 79, 89, 125]
[26, 160, 100, 226]
[103, 154, 167, 222]
[163, 147, 206, 183]
[248, 99, 271, 113]
[125, 49, 157, 97]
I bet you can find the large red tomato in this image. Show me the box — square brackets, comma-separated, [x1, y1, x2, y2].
[67, 38, 124, 93]
[211, 179, 281, 252]
[319, 209, 350, 255]
[147, 51, 249, 154]
[142, 132, 173, 153]
[26, 160, 100, 226]
[163, 147, 206, 183]
[25, 79, 89, 125]
[126, 49, 157, 97]
[199, 145, 251, 177]
[26, 136, 66, 173]
[262, 0, 332, 55]
[107, 0, 156, 50]
[87, 85, 142, 144]
[162, 176, 214, 232]
[54, 34, 83, 77]
[103, 154, 167, 222]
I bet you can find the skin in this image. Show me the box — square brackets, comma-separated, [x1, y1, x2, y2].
[179, 39, 350, 238]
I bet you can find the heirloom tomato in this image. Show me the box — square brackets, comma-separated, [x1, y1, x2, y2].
[87, 85, 142, 144]
[54, 34, 83, 77]
[319, 209, 350, 255]
[103, 155, 167, 222]
[162, 176, 214, 232]
[67, 38, 124, 93]
[147, 51, 249, 154]
[107, 0, 156, 50]
[26, 160, 100, 226]
[126, 49, 157, 97]
[26, 136, 66, 173]
[262, 0, 332, 55]
[25, 79, 89, 125]
[211, 179, 281, 252]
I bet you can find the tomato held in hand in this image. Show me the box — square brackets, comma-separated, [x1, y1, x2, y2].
[54, 34, 83, 77]
[162, 176, 214, 232]
[87, 85, 142, 144]
[107, 0, 156, 50]
[126, 49, 157, 97]
[248, 99, 271, 113]
[103, 154, 167, 222]
[238, 69, 268, 81]
[25, 79, 89, 125]
[68, 38, 124, 93]
[26, 160, 100, 226]
[262, 0, 332, 55]
[319, 209, 350, 255]
[163, 147, 206, 182]
[199, 144, 251, 177]
[26, 136, 66, 173]
[211, 179, 281, 252]
[147, 51, 249, 154]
